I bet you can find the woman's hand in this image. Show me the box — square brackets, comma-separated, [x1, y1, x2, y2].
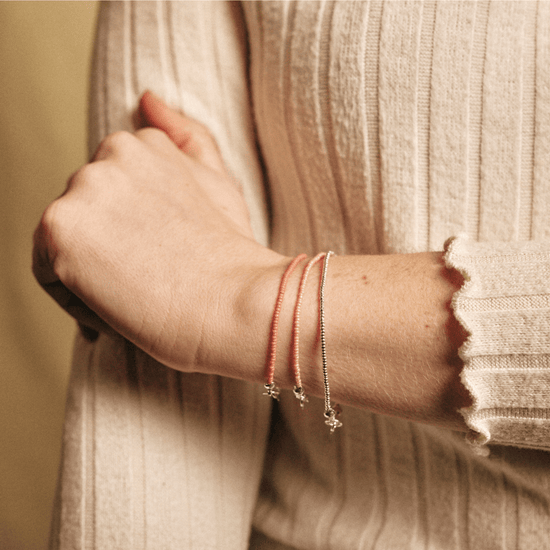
[33, 91, 282, 372]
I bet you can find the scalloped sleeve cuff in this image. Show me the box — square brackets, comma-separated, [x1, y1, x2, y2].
[444, 235, 550, 453]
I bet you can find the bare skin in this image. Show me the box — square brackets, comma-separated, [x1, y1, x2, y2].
[33, 91, 470, 431]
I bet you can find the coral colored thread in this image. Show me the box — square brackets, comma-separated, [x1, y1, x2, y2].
[290, 253, 326, 404]
[264, 254, 307, 398]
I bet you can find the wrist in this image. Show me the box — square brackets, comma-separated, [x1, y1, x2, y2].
[221, 250, 326, 396]
[200, 246, 292, 384]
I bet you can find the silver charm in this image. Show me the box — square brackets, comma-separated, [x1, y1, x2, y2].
[293, 386, 308, 408]
[263, 382, 280, 400]
[324, 405, 342, 433]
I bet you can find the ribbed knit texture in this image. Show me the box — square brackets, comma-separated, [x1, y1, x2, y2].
[51, 2, 550, 549]
[50, 2, 272, 549]
[446, 236, 550, 451]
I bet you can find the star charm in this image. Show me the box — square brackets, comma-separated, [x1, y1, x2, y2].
[293, 386, 309, 408]
[324, 407, 343, 433]
[263, 382, 280, 400]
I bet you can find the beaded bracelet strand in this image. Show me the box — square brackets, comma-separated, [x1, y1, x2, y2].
[290, 252, 326, 407]
[319, 251, 342, 432]
[264, 254, 307, 400]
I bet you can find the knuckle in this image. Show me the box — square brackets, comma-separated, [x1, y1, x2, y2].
[190, 120, 217, 148]
[35, 200, 67, 272]
[66, 163, 104, 194]
[105, 130, 135, 148]
[40, 199, 70, 248]
[135, 127, 174, 152]
[68, 163, 93, 188]
[135, 126, 166, 142]
[40, 199, 62, 234]
[94, 130, 136, 160]
[36, 196, 84, 286]
[179, 120, 223, 165]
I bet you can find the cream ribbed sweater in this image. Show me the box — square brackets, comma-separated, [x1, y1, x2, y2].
[50, 2, 550, 549]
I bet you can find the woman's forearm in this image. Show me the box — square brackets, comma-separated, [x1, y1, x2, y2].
[33, 93, 471, 432]
[211, 250, 471, 431]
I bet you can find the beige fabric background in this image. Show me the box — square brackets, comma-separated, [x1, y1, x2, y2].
[0, 2, 98, 549]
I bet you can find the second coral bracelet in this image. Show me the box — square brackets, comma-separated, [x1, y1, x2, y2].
[264, 254, 307, 400]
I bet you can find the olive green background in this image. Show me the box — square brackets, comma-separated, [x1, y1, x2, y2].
[0, 2, 98, 549]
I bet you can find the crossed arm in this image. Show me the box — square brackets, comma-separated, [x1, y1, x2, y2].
[33, 92, 470, 431]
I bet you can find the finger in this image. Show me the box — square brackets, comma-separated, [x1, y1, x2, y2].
[78, 323, 99, 342]
[43, 280, 117, 338]
[92, 130, 137, 163]
[138, 90, 226, 174]
[32, 211, 59, 286]
[33, 213, 118, 340]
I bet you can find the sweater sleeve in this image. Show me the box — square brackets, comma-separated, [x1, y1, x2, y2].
[445, 235, 550, 452]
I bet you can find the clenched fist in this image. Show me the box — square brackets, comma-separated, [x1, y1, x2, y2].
[33, 91, 283, 375]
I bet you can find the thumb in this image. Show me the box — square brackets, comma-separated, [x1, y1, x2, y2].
[138, 90, 226, 174]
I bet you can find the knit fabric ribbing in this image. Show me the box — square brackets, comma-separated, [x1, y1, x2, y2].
[50, 2, 550, 549]
[244, 1, 550, 547]
[446, 236, 550, 451]
[51, 2, 272, 549]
